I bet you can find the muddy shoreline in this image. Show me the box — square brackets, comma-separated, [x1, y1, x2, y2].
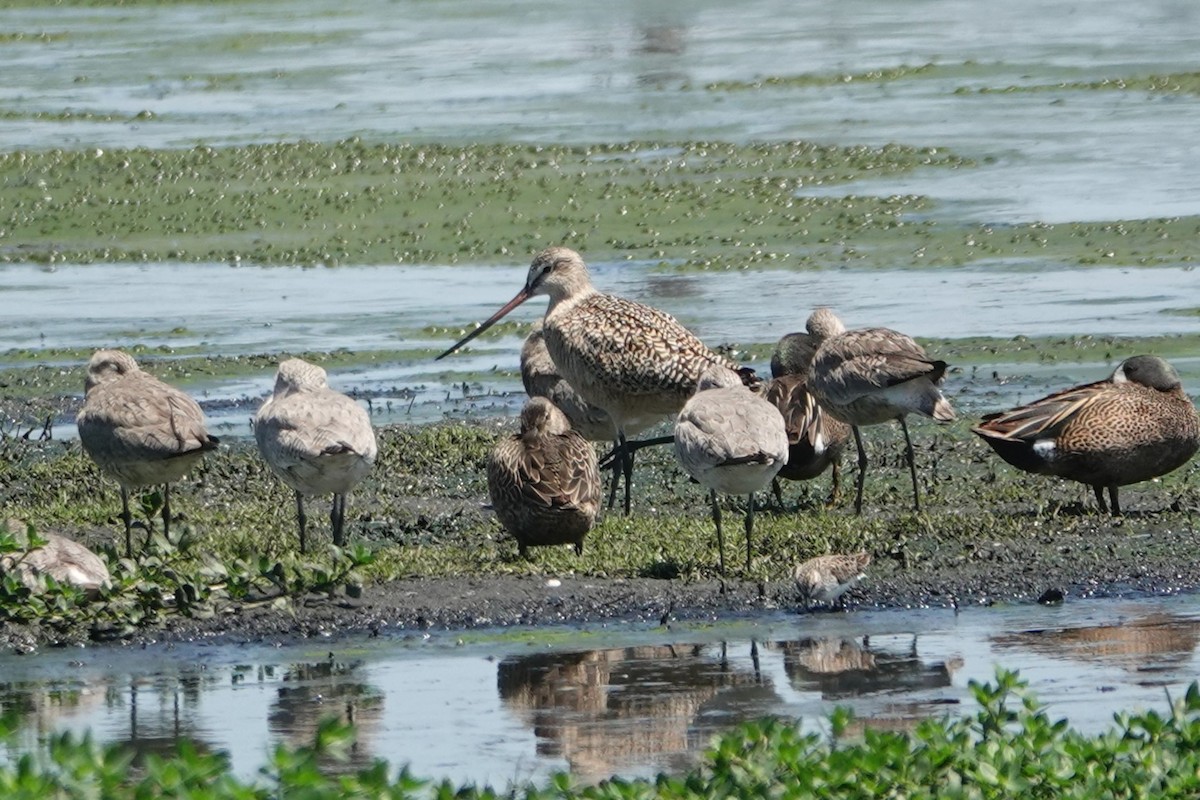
[7, 505, 1199, 655]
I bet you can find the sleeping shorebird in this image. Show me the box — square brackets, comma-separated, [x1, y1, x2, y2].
[75, 349, 219, 556]
[1, 518, 110, 597]
[674, 364, 788, 574]
[438, 246, 744, 515]
[792, 551, 872, 609]
[973, 355, 1199, 515]
[487, 397, 602, 557]
[805, 308, 955, 514]
[765, 330, 851, 508]
[255, 359, 378, 553]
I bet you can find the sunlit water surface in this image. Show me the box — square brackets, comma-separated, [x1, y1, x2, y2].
[4, 596, 1200, 786]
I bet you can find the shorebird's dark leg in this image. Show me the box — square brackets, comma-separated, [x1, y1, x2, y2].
[1108, 486, 1121, 516]
[771, 478, 785, 510]
[744, 492, 755, 572]
[898, 416, 920, 512]
[605, 437, 622, 510]
[331, 493, 346, 547]
[827, 463, 842, 508]
[295, 491, 308, 554]
[622, 434, 635, 516]
[1092, 484, 1109, 514]
[161, 484, 172, 543]
[120, 487, 133, 558]
[852, 426, 868, 515]
[710, 489, 725, 575]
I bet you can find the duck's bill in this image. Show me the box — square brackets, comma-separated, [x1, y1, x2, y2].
[435, 288, 531, 360]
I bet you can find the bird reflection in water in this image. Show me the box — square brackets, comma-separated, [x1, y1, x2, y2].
[268, 658, 384, 770]
[991, 612, 1200, 674]
[496, 642, 775, 781]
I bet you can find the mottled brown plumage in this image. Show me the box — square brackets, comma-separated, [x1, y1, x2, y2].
[255, 359, 378, 552]
[440, 246, 740, 514]
[764, 373, 851, 507]
[674, 365, 788, 574]
[488, 397, 602, 556]
[792, 551, 871, 608]
[805, 308, 955, 514]
[521, 325, 616, 443]
[75, 349, 219, 555]
[973, 355, 1200, 514]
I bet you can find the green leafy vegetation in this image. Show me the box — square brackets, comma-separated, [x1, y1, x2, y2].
[0, 516, 373, 641]
[4, 669, 1200, 797]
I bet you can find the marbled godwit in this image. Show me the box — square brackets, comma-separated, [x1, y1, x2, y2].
[254, 359, 378, 553]
[487, 396, 602, 557]
[805, 308, 955, 514]
[973, 355, 1199, 515]
[765, 331, 851, 508]
[792, 551, 871, 609]
[521, 324, 657, 509]
[1, 518, 110, 597]
[438, 246, 743, 514]
[76, 349, 219, 556]
[674, 365, 788, 574]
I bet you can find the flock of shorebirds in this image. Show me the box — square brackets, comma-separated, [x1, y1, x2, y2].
[15, 246, 1199, 607]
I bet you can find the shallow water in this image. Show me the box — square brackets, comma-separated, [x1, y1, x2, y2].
[3, 259, 1198, 438]
[4, 595, 1200, 786]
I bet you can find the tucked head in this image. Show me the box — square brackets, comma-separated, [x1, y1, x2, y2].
[84, 349, 141, 393]
[805, 307, 846, 342]
[273, 358, 329, 394]
[523, 246, 593, 302]
[771, 331, 818, 378]
[695, 364, 745, 392]
[1112, 355, 1182, 391]
[519, 396, 572, 436]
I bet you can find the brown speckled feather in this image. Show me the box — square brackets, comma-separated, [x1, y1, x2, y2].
[487, 398, 601, 555]
[973, 355, 1199, 511]
[520, 326, 617, 442]
[764, 374, 850, 481]
[544, 290, 738, 422]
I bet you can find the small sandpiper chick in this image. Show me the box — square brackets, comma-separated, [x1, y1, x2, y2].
[805, 307, 955, 514]
[76, 349, 219, 556]
[255, 359, 378, 553]
[487, 397, 602, 557]
[793, 551, 872, 609]
[973, 354, 1199, 514]
[674, 364, 789, 575]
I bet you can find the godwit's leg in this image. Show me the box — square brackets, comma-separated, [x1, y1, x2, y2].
[120, 486, 133, 557]
[710, 489, 725, 575]
[899, 416, 920, 512]
[605, 437, 622, 510]
[744, 492, 756, 572]
[331, 493, 346, 547]
[618, 431, 635, 516]
[295, 491, 308, 554]
[852, 426, 867, 515]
